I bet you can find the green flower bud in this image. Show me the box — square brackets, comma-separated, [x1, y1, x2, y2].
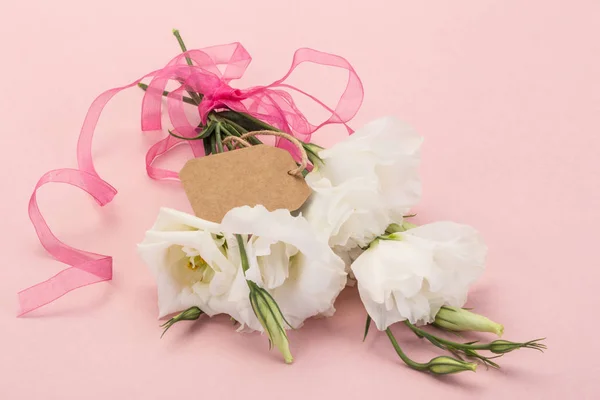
[303, 142, 324, 154]
[488, 339, 546, 354]
[303, 143, 325, 167]
[489, 340, 520, 354]
[249, 282, 293, 364]
[426, 356, 477, 375]
[160, 306, 203, 338]
[434, 306, 504, 337]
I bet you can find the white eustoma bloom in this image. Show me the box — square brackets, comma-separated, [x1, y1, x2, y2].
[220, 205, 347, 330]
[302, 116, 423, 253]
[138, 206, 347, 332]
[137, 208, 243, 319]
[351, 222, 487, 331]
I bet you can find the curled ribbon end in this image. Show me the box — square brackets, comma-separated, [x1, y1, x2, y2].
[16, 256, 113, 317]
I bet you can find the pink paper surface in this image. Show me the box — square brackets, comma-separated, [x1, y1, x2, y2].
[1, 0, 598, 398]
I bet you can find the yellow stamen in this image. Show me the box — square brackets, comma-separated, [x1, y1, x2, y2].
[187, 255, 208, 271]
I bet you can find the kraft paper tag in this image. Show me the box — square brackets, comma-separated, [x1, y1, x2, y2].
[180, 145, 312, 222]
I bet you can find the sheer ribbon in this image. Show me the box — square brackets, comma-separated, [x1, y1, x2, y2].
[18, 43, 363, 316]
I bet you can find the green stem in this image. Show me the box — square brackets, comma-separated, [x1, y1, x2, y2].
[215, 124, 224, 153]
[216, 124, 235, 150]
[172, 29, 193, 66]
[213, 114, 263, 145]
[218, 110, 282, 133]
[405, 321, 508, 368]
[171, 29, 202, 104]
[209, 132, 217, 154]
[222, 118, 247, 134]
[219, 124, 244, 149]
[385, 328, 428, 371]
[137, 83, 197, 106]
[219, 123, 238, 138]
[405, 321, 487, 351]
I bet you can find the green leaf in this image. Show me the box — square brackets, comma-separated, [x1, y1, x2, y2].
[203, 136, 213, 156]
[218, 110, 279, 135]
[168, 123, 215, 141]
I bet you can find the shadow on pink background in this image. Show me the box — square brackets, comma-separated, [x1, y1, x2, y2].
[1, 0, 598, 398]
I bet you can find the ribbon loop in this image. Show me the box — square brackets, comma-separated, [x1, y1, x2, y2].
[19, 169, 116, 316]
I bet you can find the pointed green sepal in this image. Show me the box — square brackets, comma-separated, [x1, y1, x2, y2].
[363, 315, 372, 341]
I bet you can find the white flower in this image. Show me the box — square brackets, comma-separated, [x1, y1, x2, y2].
[351, 222, 487, 330]
[302, 175, 391, 251]
[138, 206, 347, 333]
[313, 116, 422, 219]
[220, 205, 347, 330]
[302, 116, 423, 252]
[137, 208, 244, 320]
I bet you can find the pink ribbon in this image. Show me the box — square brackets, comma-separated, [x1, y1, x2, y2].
[18, 42, 363, 316]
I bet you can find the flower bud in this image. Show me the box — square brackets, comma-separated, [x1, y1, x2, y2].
[249, 282, 293, 364]
[303, 143, 325, 167]
[489, 340, 520, 354]
[488, 339, 546, 354]
[160, 306, 203, 338]
[434, 306, 504, 337]
[426, 356, 477, 375]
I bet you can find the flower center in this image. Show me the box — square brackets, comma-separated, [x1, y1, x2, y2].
[186, 255, 214, 283]
[187, 255, 208, 270]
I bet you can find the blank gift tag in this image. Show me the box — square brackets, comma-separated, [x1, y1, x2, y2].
[180, 145, 312, 222]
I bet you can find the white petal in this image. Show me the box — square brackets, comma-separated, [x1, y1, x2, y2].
[150, 207, 221, 233]
[302, 175, 391, 249]
[402, 222, 487, 301]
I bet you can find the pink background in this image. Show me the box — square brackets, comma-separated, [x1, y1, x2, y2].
[1, 0, 599, 398]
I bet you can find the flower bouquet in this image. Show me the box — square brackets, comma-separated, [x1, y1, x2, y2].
[20, 30, 544, 375]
